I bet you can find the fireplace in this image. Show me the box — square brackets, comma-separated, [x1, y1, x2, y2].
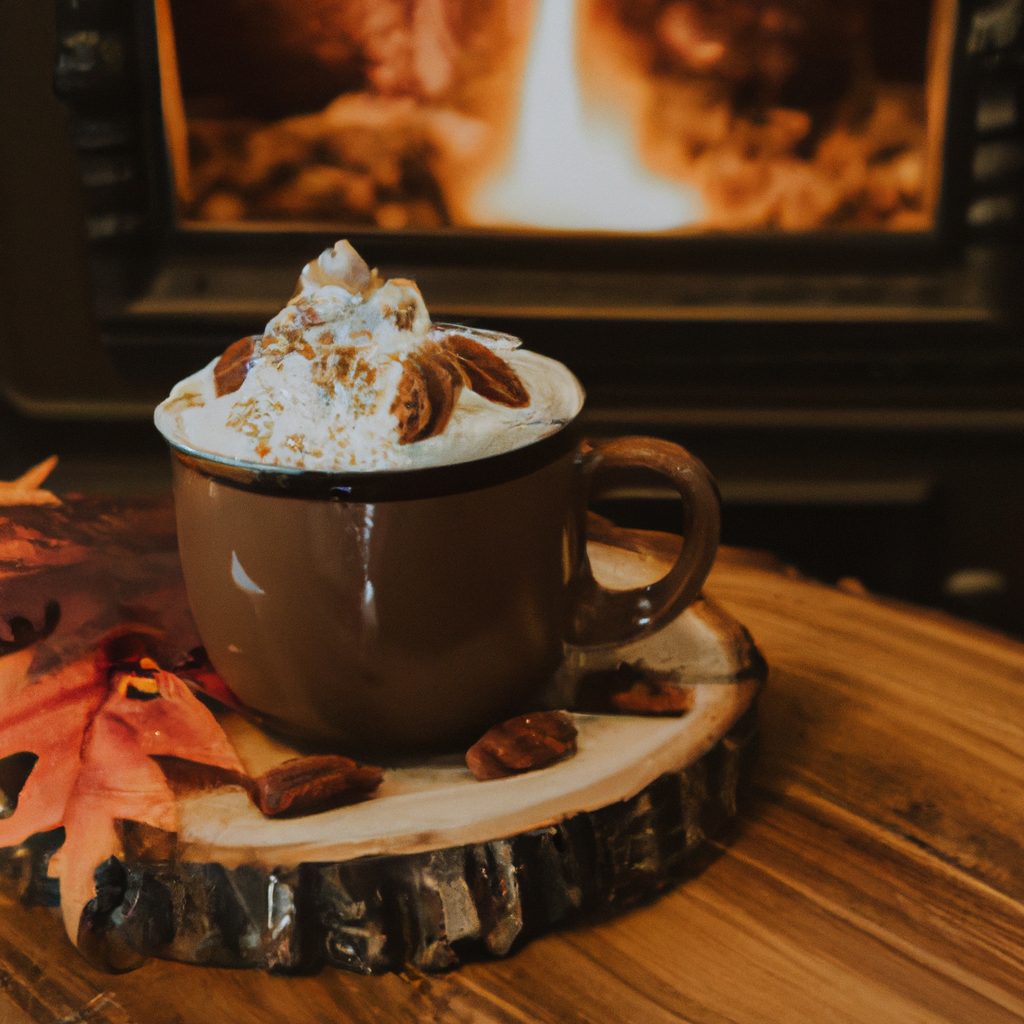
[29, 0, 1015, 407]
[35, 0, 1019, 370]
[1, 0, 1023, 630]
[37, 0, 1021, 328]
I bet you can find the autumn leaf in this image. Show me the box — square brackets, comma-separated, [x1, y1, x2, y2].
[0, 455, 61, 506]
[0, 627, 245, 946]
[0, 601, 60, 703]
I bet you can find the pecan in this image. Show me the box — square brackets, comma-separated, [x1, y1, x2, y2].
[466, 710, 578, 781]
[414, 345, 464, 438]
[575, 661, 694, 716]
[391, 363, 431, 444]
[250, 755, 384, 817]
[214, 335, 257, 397]
[391, 344, 465, 444]
[446, 335, 530, 407]
[390, 335, 529, 445]
[611, 680, 695, 715]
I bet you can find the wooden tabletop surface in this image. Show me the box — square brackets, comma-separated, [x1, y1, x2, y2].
[2, 544, 1023, 1023]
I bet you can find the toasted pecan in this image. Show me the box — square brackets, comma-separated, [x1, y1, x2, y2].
[415, 344, 464, 439]
[250, 755, 383, 817]
[445, 335, 530, 408]
[391, 343, 467, 444]
[214, 335, 257, 397]
[466, 710, 578, 781]
[391, 363, 431, 444]
[575, 661, 695, 716]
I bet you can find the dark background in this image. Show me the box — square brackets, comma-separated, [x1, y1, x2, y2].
[2, 0, 1023, 635]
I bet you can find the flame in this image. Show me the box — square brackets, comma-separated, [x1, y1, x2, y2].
[468, 0, 702, 231]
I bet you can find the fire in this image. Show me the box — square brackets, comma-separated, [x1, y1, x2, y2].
[165, 0, 945, 233]
[467, 0, 703, 231]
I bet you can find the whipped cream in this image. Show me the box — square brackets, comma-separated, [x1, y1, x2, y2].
[155, 241, 584, 472]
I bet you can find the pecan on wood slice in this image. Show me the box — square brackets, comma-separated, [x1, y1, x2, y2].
[466, 710, 578, 781]
[445, 335, 530, 408]
[250, 755, 384, 818]
[214, 335, 257, 397]
[574, 661, 694, 716]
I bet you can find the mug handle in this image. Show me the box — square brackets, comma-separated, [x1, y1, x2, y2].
[569, 436, 721, 648]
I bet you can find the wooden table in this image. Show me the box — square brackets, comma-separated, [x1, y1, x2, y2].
[2, 544, 1023, 1023]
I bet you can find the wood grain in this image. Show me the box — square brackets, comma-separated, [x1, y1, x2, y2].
[2, 518, 1023, 1021]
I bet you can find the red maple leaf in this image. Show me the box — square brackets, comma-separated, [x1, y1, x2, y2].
[0, 627, 245, 946]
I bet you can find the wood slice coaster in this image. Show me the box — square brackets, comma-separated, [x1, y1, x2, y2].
[68, 533, 763, 975]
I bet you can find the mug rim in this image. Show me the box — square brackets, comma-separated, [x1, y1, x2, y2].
[166, 411, 585, 502]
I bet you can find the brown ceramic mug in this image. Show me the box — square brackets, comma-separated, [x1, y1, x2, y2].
[166, 413, 719, 756]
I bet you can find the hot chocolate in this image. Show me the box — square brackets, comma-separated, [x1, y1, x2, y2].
[155, 240, 584, 472]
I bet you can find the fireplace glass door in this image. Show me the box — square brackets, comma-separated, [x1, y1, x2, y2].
[156, 0, 958, 236]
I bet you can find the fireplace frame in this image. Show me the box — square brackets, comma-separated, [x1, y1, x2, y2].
[53, 0, 1001, 322]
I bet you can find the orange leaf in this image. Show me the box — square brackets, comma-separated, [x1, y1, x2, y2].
[0, 629, 245, 945]
[0, 601, 60, 702]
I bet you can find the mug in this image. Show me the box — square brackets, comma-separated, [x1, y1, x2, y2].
[165, 411, 719, 756]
